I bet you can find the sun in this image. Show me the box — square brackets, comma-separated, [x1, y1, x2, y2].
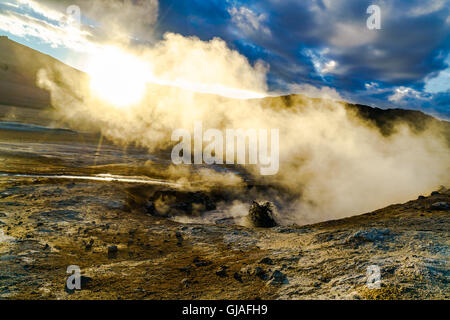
[87, 46, 150, 108]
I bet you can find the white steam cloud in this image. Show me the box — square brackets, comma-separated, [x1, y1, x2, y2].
[32, 0, 449, 224]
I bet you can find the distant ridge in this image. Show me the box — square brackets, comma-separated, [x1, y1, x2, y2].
[0, 36, 82, 109]
[0, 37, 448, 142]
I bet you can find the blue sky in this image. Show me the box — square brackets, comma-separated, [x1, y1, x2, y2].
[0, 0, 449, 118]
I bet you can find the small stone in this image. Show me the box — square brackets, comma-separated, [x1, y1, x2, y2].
[430, 202, 449, 210]
[267, 270, 288, 285]
[431, 191, 440, 196]
[175, 232, 183, 246]
[346, 228, 390, 243]
[181, 278, 191, 288]
[107, 245, 118, 258]
[215, 266, 228, 277]
[259, 257, 274, 265]
[179, 265, 192, 274]
[85, 239, 94, 251]
[233, 272, 243, 283]
[193, 257, 212, 267]
[254, 267, 268, 280]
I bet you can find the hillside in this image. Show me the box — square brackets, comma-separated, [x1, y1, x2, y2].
[0, 36, 449, 148]
[0, 36, 83, 110]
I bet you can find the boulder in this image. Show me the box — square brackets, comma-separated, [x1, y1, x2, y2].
[246, 201, 278, 228]
[430, 202, 449, 210]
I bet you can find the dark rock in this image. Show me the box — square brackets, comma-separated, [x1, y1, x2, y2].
[0, 212, 6, 217]
[181, 278, 191, 288]
[233, 272, 243, 283]
[85, 239, 94, 251]
[107, 245, 118, 258]
[417, 195, 426, 200]
[175, 232, 183, 246]
[431, 191, 440, 196]
[267, 270, 288, 285]
[346, 228, 390, 243]
[246, 201, 278, 228]
[193, 257, 212, 267]
[259, 257, 274, 265]
[254, 267, 268, 280]
[430, 202, 449, 210]
[179, 265, 192, 274]
[215, 266, 228, 277]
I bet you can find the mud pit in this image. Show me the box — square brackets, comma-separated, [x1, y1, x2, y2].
[0, 174, 448, 299]
[0, 121, 448, 300]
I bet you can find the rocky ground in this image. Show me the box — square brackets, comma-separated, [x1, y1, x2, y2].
[0, 173, 448, 300]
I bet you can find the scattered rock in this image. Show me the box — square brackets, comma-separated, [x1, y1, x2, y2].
[259, 257, 274, 265]
[0, 212, 6, 218]
[417, 195, 426, 200]
[346, 228, 390, 243]
[246, 201, 277, 228]
[84, 239, 94, 251]
[254, 266, 268, 280]
[267, 270, 288, 285]
[215, 266, 228, 277]
[430, 202, 449, 210]
[107, 245, 118, 258]
[193, 257, 212, 267]
[233, 272, 243, 283]
[181, 278, 191, 288]
[240, 265, 268, 280]
[431, 191, 440, 196]
[179, 265, 192, 274]
[175, 232, 183, 246]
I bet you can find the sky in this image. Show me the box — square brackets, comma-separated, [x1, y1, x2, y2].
[0, 0, 449, 118]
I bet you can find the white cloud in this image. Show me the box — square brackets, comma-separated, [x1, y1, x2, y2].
[228, 6, 271, 36]
[388, 86, 431, 103]
[0, 10, 95, 52]
[16, 0, 65, 22]
[408, 0, 446, 17]
[302, 48, 338, 75]
[287, 83, 342, 100]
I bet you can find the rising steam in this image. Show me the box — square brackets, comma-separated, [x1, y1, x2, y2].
[36, 0, 450, 224]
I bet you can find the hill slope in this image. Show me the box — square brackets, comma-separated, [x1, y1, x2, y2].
[0, 36, 449, 142]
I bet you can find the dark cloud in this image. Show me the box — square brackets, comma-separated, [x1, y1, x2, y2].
[155, 0, 450, 117]
[8, 0, 449, 117]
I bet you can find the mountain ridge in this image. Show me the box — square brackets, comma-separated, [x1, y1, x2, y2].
[0, 36, 448, 142]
